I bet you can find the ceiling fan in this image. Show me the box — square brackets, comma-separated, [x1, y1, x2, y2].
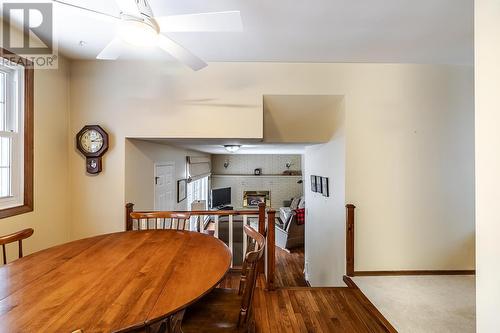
[52, 0, 243, 70]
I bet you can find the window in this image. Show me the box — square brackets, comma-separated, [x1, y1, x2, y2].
[0, 50, 33, 218]
[187, 176, 209, 210]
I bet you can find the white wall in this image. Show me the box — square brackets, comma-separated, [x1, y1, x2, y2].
[212, 154, 302, 175]
[304, 100, 346, 286]
[125, 139, 208, 212]
[69, 62, 474, 282]
[475, 0, 500, 330]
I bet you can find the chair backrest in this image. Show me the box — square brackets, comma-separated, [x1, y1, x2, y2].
[0, 228, 34, 265]
[129, 211, 192, 231]
[238, 225, 266, 327]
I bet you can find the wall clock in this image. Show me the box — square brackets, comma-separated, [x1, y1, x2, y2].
[76, 125, 109, 174]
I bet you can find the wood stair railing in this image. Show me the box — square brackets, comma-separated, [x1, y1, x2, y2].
[346, 204, 356, 277]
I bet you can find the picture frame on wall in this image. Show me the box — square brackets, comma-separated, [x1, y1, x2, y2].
[311, 175, 317, 192]
[177, 179, 187, 203]
[322, 177, 329, 197]
[316, 176, 323, 193]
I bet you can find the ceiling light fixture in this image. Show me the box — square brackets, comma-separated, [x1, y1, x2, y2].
[224, 145, 241, 153]
[118, 18, 159, 47]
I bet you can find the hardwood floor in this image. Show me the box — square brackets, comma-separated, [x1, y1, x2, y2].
[217, 245, 395, 332]
[275, 246, 308, 287]
[253, 277, 395, 333]
[219, 269, 396, 332]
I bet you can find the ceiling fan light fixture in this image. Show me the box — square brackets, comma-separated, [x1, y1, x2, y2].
[118, 18, 159, 47]
[224, 145, 241, 153]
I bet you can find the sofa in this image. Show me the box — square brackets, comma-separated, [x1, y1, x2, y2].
[215, 197, 304, 264]
[275, 197, 305, 250]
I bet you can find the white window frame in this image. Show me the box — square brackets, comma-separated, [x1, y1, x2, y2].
[0, 62, 24, 210]
[187, 176, 209, 210]
[0, 49, 32, 220]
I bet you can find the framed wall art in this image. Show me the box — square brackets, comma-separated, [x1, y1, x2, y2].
[177, 179, 187, 203]
[322, 177, 329, 197]
[311, 175, 317, 192]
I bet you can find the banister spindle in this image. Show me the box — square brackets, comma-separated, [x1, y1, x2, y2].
[229, 215, 234, 268]
[266, 209, 276, 291]
[214, 215, 219, 238]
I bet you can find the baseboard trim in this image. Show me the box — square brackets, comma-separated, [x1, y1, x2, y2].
[353, 270, 475, 276]
[343, 276, 398, 333]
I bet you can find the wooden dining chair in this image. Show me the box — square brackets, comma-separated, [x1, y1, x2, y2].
[129, 211, 192, 231]
[181, 225, 266, 333]
[0, 228, 34, 265]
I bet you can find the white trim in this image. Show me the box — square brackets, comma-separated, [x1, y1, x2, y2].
[0, 62, 24, 210]
[153, 162, 175, 211]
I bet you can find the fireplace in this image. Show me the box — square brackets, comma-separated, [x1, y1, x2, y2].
[243, 191, 271, 208]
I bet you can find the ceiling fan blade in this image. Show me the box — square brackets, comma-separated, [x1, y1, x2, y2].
[52, 0, 120, 21]
[114, 0, 141, 16]
[157, 11, 243, 32]
[157, 34, 207, 71]
[97, 38, 125, 60]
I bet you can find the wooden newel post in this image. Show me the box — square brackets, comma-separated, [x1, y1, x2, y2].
[257, 203, 266, 273]
[266, 209, 276, 291]
[346, 204, 356, 277]
[125, 203, 135, 231]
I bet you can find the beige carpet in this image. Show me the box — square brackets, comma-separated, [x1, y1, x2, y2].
[352, 275, 475, 333]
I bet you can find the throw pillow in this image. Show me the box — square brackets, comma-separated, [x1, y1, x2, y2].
[295, 208, 305, 225]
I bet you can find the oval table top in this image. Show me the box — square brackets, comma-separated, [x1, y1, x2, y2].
[0, 230, 232, 332]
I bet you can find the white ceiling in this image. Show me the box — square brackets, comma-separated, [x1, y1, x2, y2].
[138, 139, 309, 155]
[4, 0, 473, 64]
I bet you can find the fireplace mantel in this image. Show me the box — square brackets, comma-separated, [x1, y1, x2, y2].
[243, 191, 271, 208]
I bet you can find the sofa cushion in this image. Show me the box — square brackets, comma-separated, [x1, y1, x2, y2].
[279, 207, 293, 227]
[298, 197, 305, 209]
[290, 197, 301, 209]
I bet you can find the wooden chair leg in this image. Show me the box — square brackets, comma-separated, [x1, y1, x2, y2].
[18, 239, 23, 258]
[152, 309, 185, 333]
[2, 244, 6, 265]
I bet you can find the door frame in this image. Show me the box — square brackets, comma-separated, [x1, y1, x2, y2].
[153, 162, 175, 211]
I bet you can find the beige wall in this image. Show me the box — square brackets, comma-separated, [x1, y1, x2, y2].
[125, 139, 207, 212]
[348, 66, 475, 271]
[475, 0, 500, 330]
[0, 57, 71, 262]
[69, 61, 474, 279]
[264, 95, 340, 143]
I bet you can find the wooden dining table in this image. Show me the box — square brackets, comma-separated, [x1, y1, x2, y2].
[0, 230, 232, 332]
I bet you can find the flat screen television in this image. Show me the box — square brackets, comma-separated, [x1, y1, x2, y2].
[211, 187, 231, 208]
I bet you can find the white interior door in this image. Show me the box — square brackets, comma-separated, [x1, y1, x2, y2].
[155, 163, 175, 211]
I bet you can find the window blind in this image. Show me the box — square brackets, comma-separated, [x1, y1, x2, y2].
[187, 156, 211, 181]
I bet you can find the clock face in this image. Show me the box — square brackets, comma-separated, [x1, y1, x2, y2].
[80, 129, 104, 153]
